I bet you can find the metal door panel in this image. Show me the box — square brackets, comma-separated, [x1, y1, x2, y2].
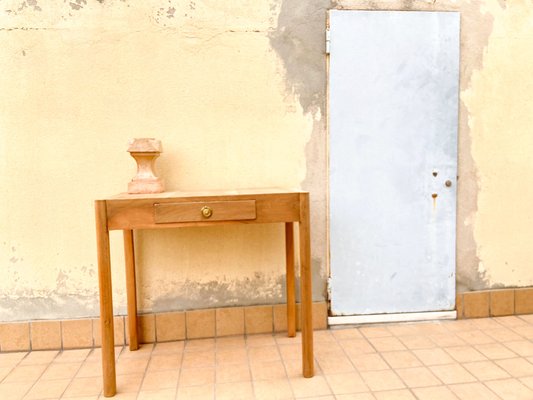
[329, 11, 459, 315]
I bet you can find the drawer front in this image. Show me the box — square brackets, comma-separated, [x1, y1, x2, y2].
[154, 200, 256, 223]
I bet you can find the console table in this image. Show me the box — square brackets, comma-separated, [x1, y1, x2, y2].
[95, 188, 314, 397]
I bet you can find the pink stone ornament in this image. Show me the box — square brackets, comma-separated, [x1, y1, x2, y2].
[127, 138, 165, 194]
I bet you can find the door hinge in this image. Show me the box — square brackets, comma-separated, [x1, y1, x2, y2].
[326, 277, 332, 298]
[325, 28, 331, 54]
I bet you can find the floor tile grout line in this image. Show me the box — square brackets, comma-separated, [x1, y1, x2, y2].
[54, 349, 90, 399]
[173, 339, 186, 400]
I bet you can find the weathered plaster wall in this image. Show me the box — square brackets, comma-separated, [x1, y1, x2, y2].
[462, 0, 533, 289]
[1, 0, 532, 322]
[0, 0, 326, 321]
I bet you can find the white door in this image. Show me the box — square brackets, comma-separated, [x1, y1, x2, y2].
[329, 11, 460, 317]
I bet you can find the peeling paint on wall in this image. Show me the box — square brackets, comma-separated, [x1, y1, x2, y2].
[463, 0, 533, 289]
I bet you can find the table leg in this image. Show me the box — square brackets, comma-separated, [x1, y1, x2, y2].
[123, 230, 139, 351]
[285, 223, 296, 337]
[299, 193, 314, 378]
[95, 201, 117, 397]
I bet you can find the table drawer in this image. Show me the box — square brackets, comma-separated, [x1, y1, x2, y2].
[154, 200, 256, 223]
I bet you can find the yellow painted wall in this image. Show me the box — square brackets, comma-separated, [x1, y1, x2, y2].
[1, 0, 533, 322]
[0, 1, 322, 321]
[463, 0, 533, 288]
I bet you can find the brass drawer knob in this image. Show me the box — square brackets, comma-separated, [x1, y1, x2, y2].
[201, 206, 213, 218]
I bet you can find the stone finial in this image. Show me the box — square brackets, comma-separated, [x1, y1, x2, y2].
[127, 138, 165, 194]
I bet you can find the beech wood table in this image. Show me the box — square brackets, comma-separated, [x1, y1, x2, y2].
[95, 188, 314, 397]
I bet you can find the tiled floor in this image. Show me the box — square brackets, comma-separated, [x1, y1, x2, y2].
[1, 315, 533, 399]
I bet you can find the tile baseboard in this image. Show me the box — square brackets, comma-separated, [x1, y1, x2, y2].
[0, 302, 327, 352]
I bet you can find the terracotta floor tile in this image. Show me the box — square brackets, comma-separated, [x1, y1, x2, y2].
[289, 375, 331, 398]
[336, 394, 376, 400]
[75, 361, 101, 378]
[18, 350, 58, 365]
[54, 348, 91, 363]
[247, 334, 278, 347]
[146, 353, 182, 372]
[24, 379, 70, 400]
[470, 318, 503, 330]
[444, 346, 488, 362]
[216, 363, 251, 384]
[0, 352, 27, 368]
[444, 320, 477, 332]
[325, 371, 368, 394]
[118, 344, 154, 358]
[485, 378, 533, 399]
[100, 393, 137, 400]
[398, 335, 435, 350]
[284, 358, 322, 379]
[152, 341, 185, 354]
[275, 332, 301, 346]
[216, 335, 247, 349]
[395, 366, 442, 388]
[495, 357, 533, 378]
[367, 337, 406, 352]
[3, 364, 47, 383]
[140, 369, 179, 391]
[475, 342, 518, 359]
[504, 340, 533, 357]
[279, 344, 301, 361]
[448, 382, 501, 400]
[518, 315, 533, 324]
[179, 367, 215, 387]
[63, 376, 102, 397]
[409, 322, 448, 336]
[381, 351, 422, 369]
[253, 378, 293, 400]
[315, 342, 343, 356]
[462, 360, 511, 380]
[0, 366, 13, 381]
[181, 350, 215, 368]
[317, 353, 355, 374]
[40, 361, 81, 380]
[332, 328, 364, 341]
[429, 364, 477, 384]
[359, 326, 393, 339]
[176, 383, 214, 399]
[494, 316, 529, 328]
[341, 339, 376, 356]
[413, 348, 455, 366]
[115, 373, 144, 393]
[216, 381, 255, 400]
[429, 333, 466, 347]
[137, 388, 177, 400]
[0, 381, 33, 400]
[248, 345, 281, 364]
[386, 324, 421, 337]
[359, 370, 405, 391]
[185, 338, 215, 352]
[116, 357, 149, 375]
[251, 360, 288, 381]
[314, 330, 336, 343]
[512, 327, 533, 340]
[373, 389, 416, 400]
[412, 386, 459, 400]
[351, 353, 389, 372]
[485, 327, 524, 342]
[216, 347, 248, 365]
[455, 330, 494, 345]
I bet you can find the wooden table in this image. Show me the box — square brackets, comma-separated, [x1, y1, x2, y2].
[95, 188, 314, 397]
